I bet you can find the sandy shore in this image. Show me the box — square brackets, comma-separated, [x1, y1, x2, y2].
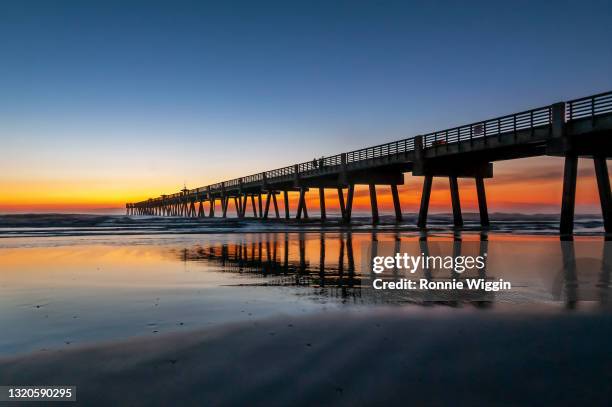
[1, 308, 611, 406]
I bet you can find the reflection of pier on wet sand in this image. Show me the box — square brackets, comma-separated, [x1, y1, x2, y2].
[171, 232, 612, 308]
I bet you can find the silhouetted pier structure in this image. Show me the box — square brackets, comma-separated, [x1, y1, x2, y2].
[127, 91, 612, 236]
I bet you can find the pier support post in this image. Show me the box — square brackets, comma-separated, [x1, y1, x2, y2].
[296, 188, 305, 220]
[283, 190, 290, 219]
[337, 188, 346, 220]
[241, 194, 248, 218]
[319, 188, 326, 221]
[250, 195, 257, 217]
[222, 197, 228, 218]
[594, 157, 612, 234]
[209, 198, 215, 217]
[449, 176, 463, 227]
[234, 197, 241, 218]
[369, 184, 379, 224]
[418, 175, 433, 228]
[258, 194, 263, 218]
[560, 155, 578, 237]
[263, 192, 272, 219]
[345, 184, 354, 222]
[475, 176, 490, 228]
[198, 201, 204, 217]
[391, 184, 402, 222]
[272, 193, 280, 218]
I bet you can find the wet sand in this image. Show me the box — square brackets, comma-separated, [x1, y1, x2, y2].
[1, 308, 611, 406]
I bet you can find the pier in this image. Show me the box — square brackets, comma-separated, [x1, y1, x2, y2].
[127, 91, 612, 236]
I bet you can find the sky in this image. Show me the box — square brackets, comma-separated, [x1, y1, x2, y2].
[0, 0, 611, 214]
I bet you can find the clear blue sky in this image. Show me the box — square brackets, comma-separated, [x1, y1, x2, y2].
[0, 0, 611, 210]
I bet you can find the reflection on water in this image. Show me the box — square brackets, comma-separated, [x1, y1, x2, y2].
[173, 233, 360, 301]
[0, 231, 610, 356]
[170, 232, 611, 309]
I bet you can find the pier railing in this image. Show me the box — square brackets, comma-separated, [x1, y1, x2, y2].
[567, 91, 612, 121]
[422, 106, 552, 148]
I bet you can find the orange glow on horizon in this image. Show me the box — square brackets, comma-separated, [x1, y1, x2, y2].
[1, 157, 608, 214]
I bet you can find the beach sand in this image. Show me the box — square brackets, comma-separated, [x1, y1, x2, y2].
[1, 308, 611, 406]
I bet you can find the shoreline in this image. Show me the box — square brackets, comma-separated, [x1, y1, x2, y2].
[0, 213, 607, 239]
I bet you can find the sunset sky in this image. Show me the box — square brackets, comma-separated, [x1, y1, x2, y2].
[1, 1, 611, 215]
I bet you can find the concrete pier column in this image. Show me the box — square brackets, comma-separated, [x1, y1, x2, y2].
[250, 195, 257, 217]
[241, 194, 248, 218]
[475, 176, 490, 228]
[258, 194, 263, 218]
[283, 190, 290, 219]
[369, 184, 379, 224]
[272, 193, 280, 218]
[319, 188, 326, 221]
[449, 176, 463, 227]
[345, 184, 355, 222]
[209, 198, 215, 217]
[417, 175, 433, 228]
[594, 157, 612, 234]
[391, 184, 402, 222]
[560, 155, 578, 237]
[263, 192, 272, 219]
[296, 188, 306, 219]
[337, 188, 346, 220]
[234, 197, 241, 217]
[198, 201, 204, 217]
[302, 189, 309, 219]
[222, 197, 228, 218]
